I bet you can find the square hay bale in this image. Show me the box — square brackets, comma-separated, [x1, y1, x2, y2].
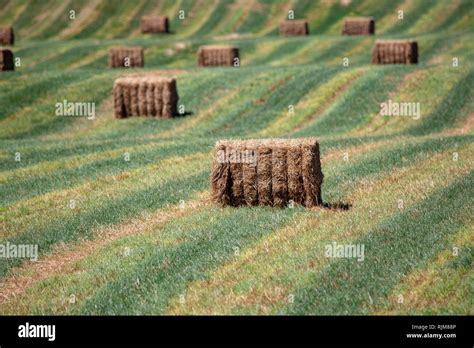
[197, 45, 239, 67]
[279, 20, 309, 36]
[342, 17, 375, 35]
[211, 138, 323, 208]
[0, 26, 14, 45]
[371, 40, 418, 64]
[140, 16, 169, 33]
[113, 76, 178, 118]
[109, 47, 144, 68]
[0, 49, 14, 71]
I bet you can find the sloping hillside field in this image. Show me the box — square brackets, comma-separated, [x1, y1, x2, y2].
[0, 0, 473, 315]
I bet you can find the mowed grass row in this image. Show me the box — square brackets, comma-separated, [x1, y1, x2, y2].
[0, 150, 210, 276]
[285, 170, 473, 315]
[294, 64, 474, 137]
[3, 0, 473, 42]
[1, 0, 473, 315]
[374, 223, 473, 315]
[1, 135, 471, 314]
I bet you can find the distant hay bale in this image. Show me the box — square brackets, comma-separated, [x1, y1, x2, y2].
[109, 47, 144, 68]
[342, 17, 375, 35]
[0, 49, 14, 71]
[279, 20, 309, 36]
[140, 16, 169, 33]
[372, 40, 418, 64]
[211, 138, 323, 208]
[197, 45, 239, 67]
[113, 76, 178, 118]
[0, 26, 14, 45]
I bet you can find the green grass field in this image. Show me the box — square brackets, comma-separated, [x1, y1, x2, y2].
[0, 0, 473, 315]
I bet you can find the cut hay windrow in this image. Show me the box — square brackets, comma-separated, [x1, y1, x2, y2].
[140, 16, 169, 33]
[113, 76, 178, 118]
[0, 26, 14, 45]
[0, 49, 14, 71]
[211, 138, 323, 208]
[342, 17, 375, 35]
[197, 45, 240, 67]
[109, 47, 144, 68]
[371, 40, 418, 64]
[279, 20, 309, 36]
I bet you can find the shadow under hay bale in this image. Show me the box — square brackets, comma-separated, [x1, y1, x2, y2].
[109, 47, 144, 68]
[211, 138, 324, 208]
[342, 17, 375, 35]
[0, 26, 14, 46]
[113, 76, 178, 118]
[371, 40, 418, 64]
[197, 45, 239, 67]
[0, 49, 14, 71]
[140, 16, 169, 33]
[323, 202, 352, 211]
[279, 20, 309, 36]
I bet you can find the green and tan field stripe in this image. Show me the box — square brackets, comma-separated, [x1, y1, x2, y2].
[0, 72, 111, 126]
[247, 39, 300, 66]
[0, 139, 174, 185]
[0, 1, 27, 24]
[0, 190, 210, 310]
[243, 39, 285, 65]
[94, 0, 148, 39]
[407, 0, 461, 34]
[380, 66, 471, 135]
[349, 68, 429, 135]
[25, 0, 73, 40]
[443, 108, 474, 136]
[57, 0, 103, 39]
[270, 37, 330, 66]
[177, 0, 220, 38]
[2, 151, 208, 239]
[12, 44, 72, 71]
[256, 67, 367, 137]
[376, 0, 417, 34]
[428, 39, 467, 65]
[211, 0, 257, 35]
[0, 72, 112, 139]
[66, 47, 109, 70]
[270, 39, 323, 67]
[0, 206, 229, 315]
[156, 69, 291, 138]
[326, 37, 372, 65]
[349, 65, 471, 136]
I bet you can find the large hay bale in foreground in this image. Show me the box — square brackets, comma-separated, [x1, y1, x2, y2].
[279, 20, 309, 36]
[113, 76, 178, 118]
[140, 16, 169, 33]
[372, 40, 418, 64]
[211, 138, 323, 208]
[0, 26, 14, 45]
[109, 47, 144, 68]
[0, 49, 14, 71]
[342, 17, 375, 35]
[197, 45, 239, 67]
